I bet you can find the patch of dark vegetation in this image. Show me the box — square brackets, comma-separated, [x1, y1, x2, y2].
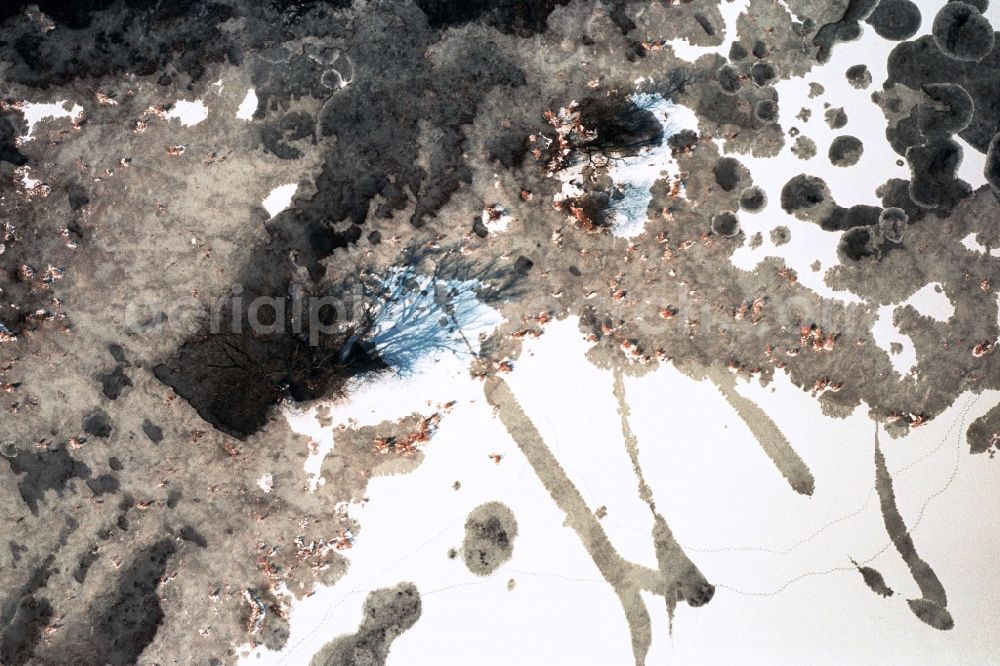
[878, 207, 908, 243]
[829, 135, 864, 166]
[754, 99, 779, 124]
[0, 0, 245, 86]
[668, 129, 699, 156]
[887, 35, 1000, 152]
[311, 583, 421, 666]
[694, 12, 716, 36]
[0, 114, 28, 166]
[96, 365, 132, 400]
[710, 211, 741, 238]
[66, 182, 90, 211]
[462, 502, 518, 576]
[917, 83, 974, 138]
[950, 0, 988, 11]
[877, 178, 928, 224]
[82, 408, 112, 438]
[73, 540, 176, 665]
[865, 0, 921, 40]
[825, 107, 848, 129]
[813, 0, 880, 63]
[749, 61, 778, 87]
[414, 0, 571, 37]
[738, 185, 768, 212]
[886, 109, 923, 157]
[85, 474, 119, 496]
[840, 226, 879, 261]
[6, 443, 91, 515]
[932, 1, 995, 62]
[260, 112, 314, 160]
[0, 595, 52, 666]
[178, 526, 208, 548]
[780, 174, 829, 216]
[905, 138, 972, 209]
[717, 63, 742, 95]
[846, 64, 872, 89]
[713, 157, 744, 191]
[141, 419, 163, 444]
[73, 546, 100, 584]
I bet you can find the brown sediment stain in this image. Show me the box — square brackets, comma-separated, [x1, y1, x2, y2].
[709, 368, 816, 496]
[612, 369, 715, 625]
[485, 376, 712, 665]
[873, 426, 953, 630]
[309, 582, 421, 666]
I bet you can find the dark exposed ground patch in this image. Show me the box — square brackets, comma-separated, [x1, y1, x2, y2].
[85, 474, 120, 496]
[0, 595, 52, 666]
[738, 185, 768, 212]
[73, 546, 100, 584]
[905, 138, 972, 209]
[310, 583, 421, 666]
[414, 0, 571, 36]
[865, 0, 921, 40]
[966, 403, 1000, 454]
[813, 0, 880, 63]
[825, 106, 848, 129]
[917, 83, 975, 139]
[154, 328, 384, 440]
[578, 95, 664, 157]
[840, 226, 879, 261]
[754, 98, 779, 123]
[770, 225, 791, 246]
[158, 1, 529, 440]
[713, 156, 745, 191]
[878, 206, 908, 243]
[63, 539, 177, 664]
[6, 444, 91, 515]
[717, 63, 742, 95]
[986, 133, 1000, 196]
[780, 173, 831, 218]
[792, 135, 818, 159]
[846, 64, 872, 89]
[931, 1, 995, 62]
[710, 211, 741, 238]
[96, 365, 132, 400]
[749, 61, 779, 87]
[82, 408, 112, 438]
[829, 135, 864, 166]
[462, 501, 518, 576]
[137, 418, 163, 445]
[886, 35, 1000, 153]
